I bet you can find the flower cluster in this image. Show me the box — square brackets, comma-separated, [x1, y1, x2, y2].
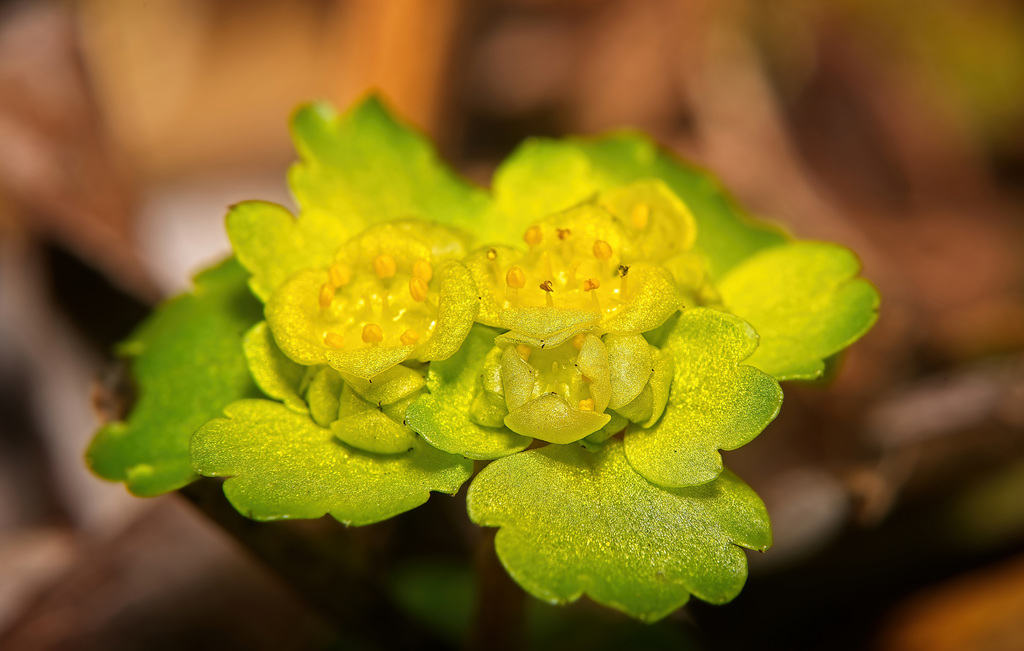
[87, 97, 878, 621]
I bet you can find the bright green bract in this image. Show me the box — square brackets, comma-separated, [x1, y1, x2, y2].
[718, 241, 880, 381]
[467, 440, 772, 621]
[86, 258, 262, 496]
[86, 94, 880, 621]
[191, 400, 471, 524]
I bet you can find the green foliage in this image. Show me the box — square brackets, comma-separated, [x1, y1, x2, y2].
[467, 440, 771, 621]
[86, 95, 879, 620]
[86, 259, 262, 496]
[190, 400, 472, 524]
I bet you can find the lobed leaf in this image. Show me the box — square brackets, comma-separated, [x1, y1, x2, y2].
[86, 258, 262, 496]
[190, 399, 472, 524]
[467, 440, 771, 621]
[624, 308, 783, 487]
[717, 241, 880, 381]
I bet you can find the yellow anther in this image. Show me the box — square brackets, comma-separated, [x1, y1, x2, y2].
[617, 264, 630, 277]
[524, 225, 543, 247]
[572, 333, 587, 350]
[539, 280, 554, 293]
[593, 240, 613, 260]
[373, 254, 397, 279]
[506, 266, 526, 289]
[556, 228, 572, 240]
[329, 263, 351, 287]
[583, 278, 601, 292]
[409, 276, 429, 302]
[319, 283, 336, 309]
[362, 323, 384, 344]
[631, 203, 650, 230]
[516, 344, 532, 362]
[486, 248, 498, 260]
[412, 258, 433, 282]
[578, 398, 595, 412]
[400, 329, 420, 346]
[323, 332, 345, 349]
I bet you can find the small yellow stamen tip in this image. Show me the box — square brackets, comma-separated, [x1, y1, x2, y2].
[578, 399, 595, 412]
[506, 266, 526, 289]
[572, 333, 587, 350]
[362, 323, 384, 344]
[329, 263, 351, 287]
[324, 332, 345, 349]
[593, 240, 613, 260]
[556, 228, 571, 240]
[583, 278, 601, 292]
[486, 248, 498, 261]
[409, 276, 429, 302]
[400, 329, 420, 346]
[412, 259, 433, 282]
[373, 254, 397, 279]
[539, 280, 554, 293]
[319, 283, 336, 309]
[631, 203, 650, 229]
[618, 264, 630, 277]
[524, 225, 543, 247]
[516, 344, 532, 362]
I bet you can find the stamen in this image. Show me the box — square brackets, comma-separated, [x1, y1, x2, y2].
[362, 323, 384, 344]
[318, 283, 336, 309]
[486, 248, 502, 278]
[631, 203, 650, 230]
[373, 254, 397, 279]
[506, 266, 526, 289]
[524, 225, 543, 247]
[578, 398, 595, 412]
[572, 333, 587, 350]
[324, 332, 345, 349]
[583, 278, 601, 292]
[618, 264, 630, 299]
[539, 280, 554, 307]
[329, 263, 351, 287]
[412, 259, 433, 282]
[400, 329, 420, 346]
[556, 228, 571, 240]
[409, 277, 429, 302]
[516, 344, 532, 362]
[593, 239, 613, 260]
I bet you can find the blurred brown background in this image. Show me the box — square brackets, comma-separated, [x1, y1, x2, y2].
[1, 0, 1023, 649]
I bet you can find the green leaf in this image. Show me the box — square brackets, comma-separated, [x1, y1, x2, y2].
[226, 200, 350, 302]
[289, 97, 489, 232]
[86, 258, 263, 497]
[717, 241, 880, 381]
[243, 321, 306, 412]
[485, 134, 786, 278]
[624, 308, 782, 487]
[406, 325, 531, 460]
[190, 399, 473, 524]
[467, 440, 771, 622]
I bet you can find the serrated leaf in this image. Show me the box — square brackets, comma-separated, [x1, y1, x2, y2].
[624, 308, 782, 487]
[86, 258, 262, 496]
[289, 97, 489, 232]
[467, 440, 771, 622]
[484, 134, 786, 278]
[406, 325, 531, 460]
[243, 321, 306, 412]
[717, 241, 880, 381]
[190, 399, 472, 524]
